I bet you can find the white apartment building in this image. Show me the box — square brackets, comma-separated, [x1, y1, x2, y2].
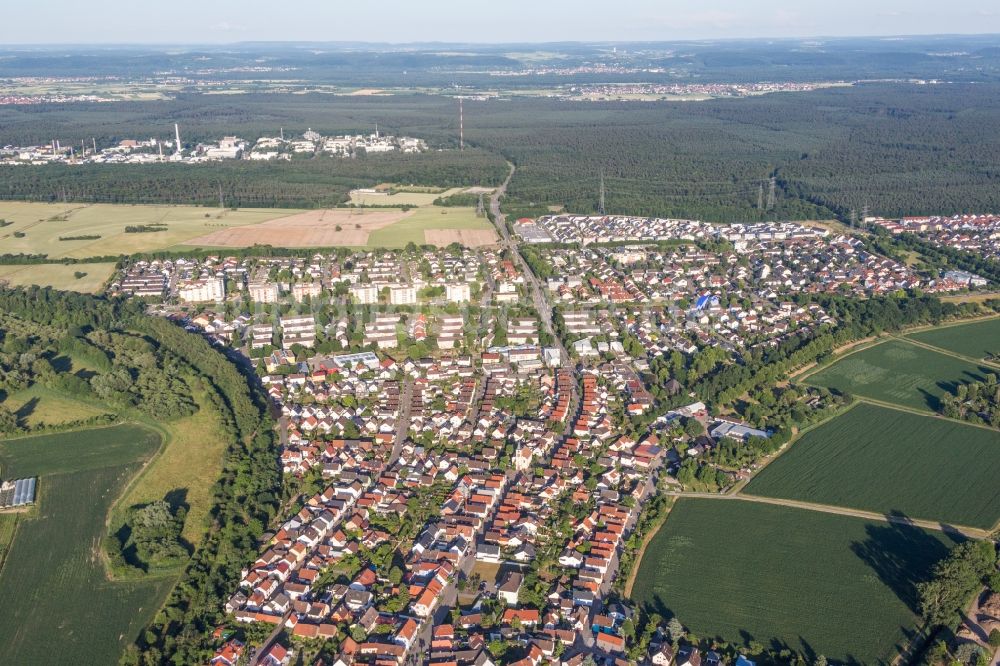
[445, 283, 471, 303]
[280, 315, 316, 349]
[389, 285, 417, 306]
[178, 277, 225, 303]
[249, 323, 275, 350]
[248, 282, 279, 304]
[350, 284, 379, 305]
[292, 282, 322, 301]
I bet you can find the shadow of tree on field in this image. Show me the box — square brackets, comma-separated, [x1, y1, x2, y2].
[851, 511, 960, 613]
[14, 396, 39, 424]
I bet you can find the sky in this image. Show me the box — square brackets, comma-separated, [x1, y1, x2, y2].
[2, 0, 999, 44]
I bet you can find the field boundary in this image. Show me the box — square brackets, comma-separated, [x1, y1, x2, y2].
[0, 514, 20, 576]
[100, 418, 175, 581]
[896, 334, 1000, 370]
[668, 491, 988, 539]
[623, 497, 676, 597]
[727, 402, 861, 495]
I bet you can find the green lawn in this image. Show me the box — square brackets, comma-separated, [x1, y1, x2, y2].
[907, 318, 1000, 362]
[744, 403, 1000, 528]
[0, 426, 170, 664]
[805, 339, 993, 411]
[631, 498, 957, 664]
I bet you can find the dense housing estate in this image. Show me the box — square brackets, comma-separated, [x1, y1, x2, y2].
[100, 208, 998, 666]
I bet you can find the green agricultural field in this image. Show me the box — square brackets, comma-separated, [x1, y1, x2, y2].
[348, 187, 464, 207]
[631, 498, 957, 663]
[907, 318, 1000, 362]
[0, 262, 117, 293]
[0, 201, 300, 258]
[366, 206, 495, 247]
[0, 423, 158, 478]
[745, 403, 1000, 528]
[0, 425, 170, 664]
[0, 384, 110, 429]
[0, 514, 17, 571]
[805, 339, 993, 411]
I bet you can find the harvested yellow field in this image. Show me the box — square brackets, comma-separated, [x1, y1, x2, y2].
[186, 208, 411, 248]
[424, 228, 499, 247]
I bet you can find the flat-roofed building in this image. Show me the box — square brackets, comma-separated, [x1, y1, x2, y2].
[178, 277, 225, 302]
[350, 284, 379, 305]
[389, 285, 417, 306]
[249, 282, 279, 303]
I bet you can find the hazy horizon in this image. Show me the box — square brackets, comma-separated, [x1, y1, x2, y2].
[3, 0, 999, 45]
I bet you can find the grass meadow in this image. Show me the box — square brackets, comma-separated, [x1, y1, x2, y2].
[631, 498, 957, 664]
[906, 318, 1000, 362]
[0, 201, 297, 258]
[745, 403, 1000, 528]
[0, 262, 117, 293]
[0, 426, 172, 664]
[348, 186, 464, 207]
[0, 384, 110, 429]
[805, 339, 993, 411]
[365, 205, 495, 247]
[114, 385, 228, 546]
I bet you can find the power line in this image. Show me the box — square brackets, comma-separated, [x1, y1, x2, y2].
[766, 176, 776, 210]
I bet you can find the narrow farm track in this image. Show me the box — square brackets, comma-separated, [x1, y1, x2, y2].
[667, 491, 990, 539]
[894, 334, 1000, 370]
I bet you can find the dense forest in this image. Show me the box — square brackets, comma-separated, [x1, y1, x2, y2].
[0, 149, 508, 208]
[5, 83, 1000, 220]
[0, 287, 279, 665]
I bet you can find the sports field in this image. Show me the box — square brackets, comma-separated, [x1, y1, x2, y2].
[805, 339, 992, 411]
[0, 262, 117, 293]
[745, 403, 1000, 528]
[0, 425, 172, 664]
[0, 201, 299, 258]
[907, 318, 1000, 362]
[631, 498, 957, 663]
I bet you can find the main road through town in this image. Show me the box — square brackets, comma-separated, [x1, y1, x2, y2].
[489, 162, 568, 364]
